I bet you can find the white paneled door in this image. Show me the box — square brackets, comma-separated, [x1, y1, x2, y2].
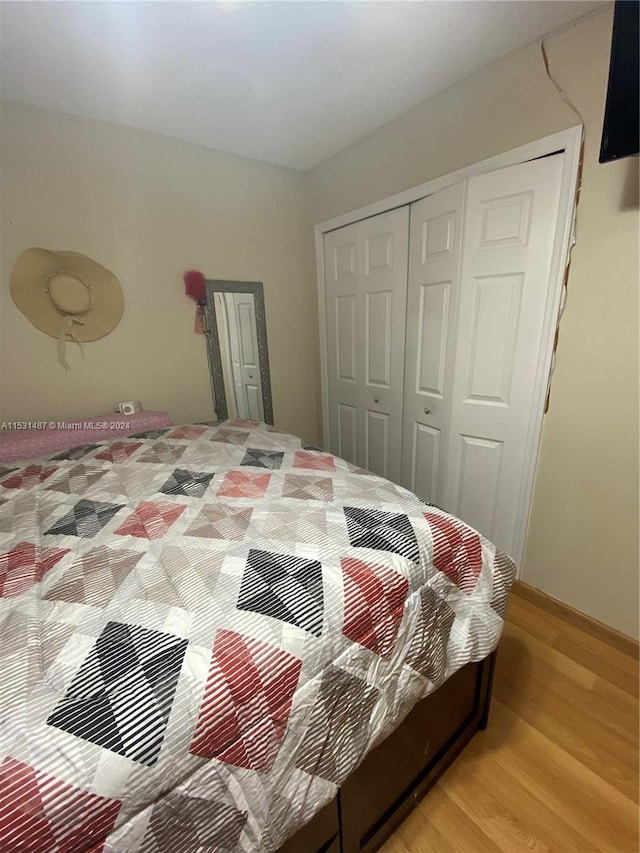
[322, 152, 565, 560]
[325, 220, 359, 465]
[441, 155, 564, 555]
[401, 181, 466, 504]
[324, 208, 409, 481]
[225, 292, 264, 423]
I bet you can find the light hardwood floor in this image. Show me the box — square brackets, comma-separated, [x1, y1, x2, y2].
[380, 587, 639, 853]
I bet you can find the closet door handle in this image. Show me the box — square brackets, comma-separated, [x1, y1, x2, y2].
[373, 396, 379, 404]
[424, 407, 432, 415]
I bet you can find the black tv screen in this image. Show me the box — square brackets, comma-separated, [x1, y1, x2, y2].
[599, 0, 639, 163]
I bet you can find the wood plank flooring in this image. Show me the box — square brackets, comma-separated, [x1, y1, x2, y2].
[380, 587, 639, 853]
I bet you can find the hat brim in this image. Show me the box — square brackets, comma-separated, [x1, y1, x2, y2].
[10, 248, 124, 342]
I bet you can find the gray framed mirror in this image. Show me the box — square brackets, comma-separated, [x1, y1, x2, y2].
[203, 280, 274, 425]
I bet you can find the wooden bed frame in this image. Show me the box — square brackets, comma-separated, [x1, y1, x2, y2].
[279, 651, 497, 853]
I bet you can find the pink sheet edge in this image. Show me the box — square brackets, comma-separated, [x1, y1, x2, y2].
[0, 411, 174, 464]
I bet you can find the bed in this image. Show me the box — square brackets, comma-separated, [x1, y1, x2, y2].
[0, 419, 515, 852]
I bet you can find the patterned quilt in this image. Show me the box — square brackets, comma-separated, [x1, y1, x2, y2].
[0, 420, 515, 852]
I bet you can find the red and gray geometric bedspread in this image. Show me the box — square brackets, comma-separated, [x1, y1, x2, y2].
[0, 420, 515, 852]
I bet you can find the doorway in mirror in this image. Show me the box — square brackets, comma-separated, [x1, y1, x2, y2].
[204, 280, 273, 424]
[215, 291, 264, 421]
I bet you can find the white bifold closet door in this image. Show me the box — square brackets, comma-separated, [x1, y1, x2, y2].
[401, 181, 466, 504]
[441, 154, 564, 555]
[324, 207, 409, 481]
[323, 152, 564, 559]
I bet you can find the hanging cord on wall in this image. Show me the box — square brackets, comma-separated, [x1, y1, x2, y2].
[540, 37, 586, 413]
[541, 39, 586, 128]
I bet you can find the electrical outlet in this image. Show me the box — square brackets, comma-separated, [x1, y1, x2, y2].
[118, 400, 143, 416]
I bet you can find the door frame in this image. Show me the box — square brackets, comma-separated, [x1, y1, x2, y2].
[314, 125, 582, 568]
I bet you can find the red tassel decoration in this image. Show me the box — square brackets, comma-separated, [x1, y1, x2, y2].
[184, 270, 206, 335]
[184, 270, 206, 303]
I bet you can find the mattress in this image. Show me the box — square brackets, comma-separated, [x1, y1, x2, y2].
[0, 420, 515, 852]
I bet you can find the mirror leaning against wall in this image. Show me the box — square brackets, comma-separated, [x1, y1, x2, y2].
[203, 280, 274, 425]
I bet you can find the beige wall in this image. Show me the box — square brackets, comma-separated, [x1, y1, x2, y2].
[0, 104, 320, 444]
[1, 7, 637, 639]
[308, 7, 639, 639]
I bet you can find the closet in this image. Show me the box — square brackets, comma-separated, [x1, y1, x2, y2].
[322, 153, 565, 558]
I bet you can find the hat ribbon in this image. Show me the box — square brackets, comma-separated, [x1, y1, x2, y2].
[57, 315, 86, 372]
[45, 270, 94, 372]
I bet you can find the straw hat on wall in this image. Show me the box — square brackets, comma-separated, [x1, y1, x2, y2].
[10, 248, 124, 370]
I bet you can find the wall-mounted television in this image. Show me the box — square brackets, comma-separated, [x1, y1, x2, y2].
[599, 0, 639, 163]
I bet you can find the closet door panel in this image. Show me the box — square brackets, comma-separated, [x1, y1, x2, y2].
[464, 274, 523, 405]
[365, 290, 392, 388]
[336, 295, 358, 383]
[455, 434, 503, 536]
[443, 154, 564, 555]
[401, 183, 466, 503]
[325, 223, 361, 465]
[325, 209, 409, 481]
[359, 208, 409, 482]
[365, 411, 390, 479]
[410, 422, 441, 503]
[416, 281, 450, 398]
[337, 403, 358, 463]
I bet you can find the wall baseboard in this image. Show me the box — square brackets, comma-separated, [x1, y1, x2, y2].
[512, 580, 639, 660]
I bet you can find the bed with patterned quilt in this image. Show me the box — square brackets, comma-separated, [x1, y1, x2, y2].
[0, 419, 515, 852]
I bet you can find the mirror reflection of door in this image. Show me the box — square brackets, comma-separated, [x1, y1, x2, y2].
[205, 279, 273, 424]
[215, 292, 264, 422]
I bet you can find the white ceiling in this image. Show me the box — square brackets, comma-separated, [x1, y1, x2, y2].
[1, 1, 602, 172]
